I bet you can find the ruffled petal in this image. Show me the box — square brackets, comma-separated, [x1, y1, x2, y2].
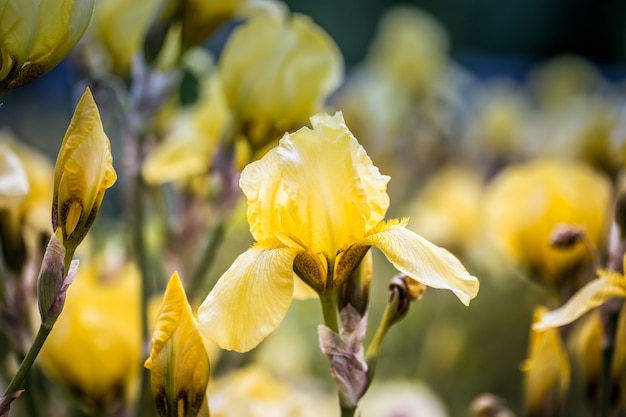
[241, 112, 390, 256]
[533, 271, 626, 330]
[361, 219, 479, 305]
[197, 244, 300, 352]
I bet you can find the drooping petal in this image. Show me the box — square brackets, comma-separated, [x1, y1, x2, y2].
[197, 244, 300, 352]
[145, 272, 209, 417]
[241, 112, 390, 257]
[361, 219, 479, 305]
[533, 271, 626, 330]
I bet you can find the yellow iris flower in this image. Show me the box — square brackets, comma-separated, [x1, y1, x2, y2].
[198, 112, 479, 352]
[219, 13, 343, 149]
[483, 158, 611, 286]
[0, 0, 95, 93]
[38, 259, 141, 406]
[52, 88, 117, 255]
[142, 70, 231, 185]
[145, 272, 210, 417]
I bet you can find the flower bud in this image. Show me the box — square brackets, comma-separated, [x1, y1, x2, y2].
[387, 273, 426, 325]
[37, 229, 78, 327]
[52, 88, 117, 257]
[1, 0, 95, 93]
[145, 272, 210, 417]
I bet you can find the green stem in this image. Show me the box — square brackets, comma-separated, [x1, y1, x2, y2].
[364, 301, 395, 384]
[341, 403, 356, 417]
[189, 222, 226, 297]
[319, 291, 339, 333]
[3, 324, 52, 397]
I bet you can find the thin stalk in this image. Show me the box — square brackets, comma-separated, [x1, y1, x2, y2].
[364, 298, 396, 383]
[189, 222, 226, 297]
[2, 324, 52, 397]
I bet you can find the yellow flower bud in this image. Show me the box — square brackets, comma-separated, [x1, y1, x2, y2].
[145, 272, 209, 417]
[52, 88, 117, 255]
[0, 0, 95, 93]
[219, 14, 343, 149]
[38, 259, 141, 407]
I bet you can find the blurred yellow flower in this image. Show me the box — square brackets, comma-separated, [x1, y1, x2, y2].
[0, 135, 54, 235]
[145, 272, 209, 417]
[208, 365, 336, 417]
[522, 306, 570, 415]
[409, 165, 483, 253]
[528, 55, 600, 113]
[0, 143, 29, 210]
[465, 80, 530, 157]
[357, 380, 448, 417]
[198, 112, 479, 352]
[181, 0, 248, 47]
[52, 88, 117, 255]
[89, 0, 161, 75]
[0, 0, 95, 93]
[38, 258, 141, 406]
[219, 13, 343, 149]
[483, 159, 612, 286]
[142, 70, 231, 184]
[365, 6, 448, 95]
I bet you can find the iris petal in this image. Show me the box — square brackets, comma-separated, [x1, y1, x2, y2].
[197, 244, 300, 352]
[362, 220, 479, 305]
[533, 271, 626, 330]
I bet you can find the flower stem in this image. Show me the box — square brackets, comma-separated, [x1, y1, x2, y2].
[319, 291, 339, 333]
[364, 298, 395, 384]
[189, 222, 226, 297]
[3, 324, 52, 397]
[341, 403, 357, 417]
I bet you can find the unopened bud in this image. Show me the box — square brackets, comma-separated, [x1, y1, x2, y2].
[388, 274, 426, 324]
[550, 224, 584, 249]
[37, 229, 78, 327]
